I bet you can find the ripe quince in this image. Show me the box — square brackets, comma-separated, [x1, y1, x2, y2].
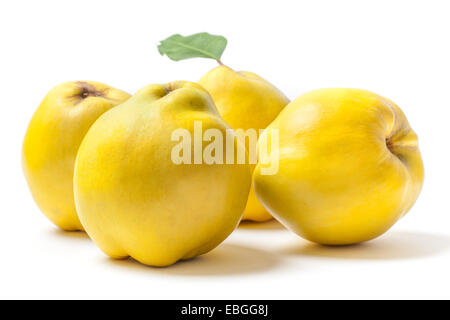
[74, 81, 252, 266]
[22, 81, 130, 231]
[199, 66, 289, 222]
[254, 88, 424, 244]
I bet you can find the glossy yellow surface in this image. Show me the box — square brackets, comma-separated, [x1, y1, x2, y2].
[74, 81, 252, 267]
[254, 88, 424, 244]
[22, 81, 130, 231]
[199, 66, 289, 221]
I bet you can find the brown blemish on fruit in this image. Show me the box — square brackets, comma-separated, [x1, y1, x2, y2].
[71, 81, 109, 104]
[386, 136, 394, 154]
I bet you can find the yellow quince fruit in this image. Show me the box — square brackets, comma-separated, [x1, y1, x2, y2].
[254, 88, 424, 245]
[22, 81, 130, 231]
[199, 66, 289, 222]
[73, 81, 252, 267]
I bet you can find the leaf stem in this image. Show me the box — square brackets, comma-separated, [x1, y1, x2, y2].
[217, 59, 224, 66]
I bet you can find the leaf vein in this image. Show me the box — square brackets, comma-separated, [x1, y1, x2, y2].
[165, 40, 218, 59]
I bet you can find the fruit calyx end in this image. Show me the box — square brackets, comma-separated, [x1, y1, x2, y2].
[75, 81, 105, 100]
[386, 136, 394, 154]
[163, 81, 207, 95]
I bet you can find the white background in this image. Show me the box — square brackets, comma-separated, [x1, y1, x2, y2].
[1, 0, 449, 299]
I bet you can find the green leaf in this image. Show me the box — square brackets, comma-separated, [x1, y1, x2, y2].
[158, 32, 227, 62]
